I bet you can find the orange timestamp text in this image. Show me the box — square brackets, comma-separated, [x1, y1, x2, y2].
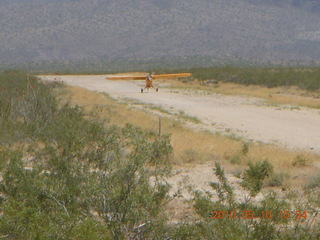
[211, 210, 308, 220]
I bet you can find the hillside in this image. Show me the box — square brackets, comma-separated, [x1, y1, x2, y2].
[1, 0, 320, 68]
[246, 0, 320, 14]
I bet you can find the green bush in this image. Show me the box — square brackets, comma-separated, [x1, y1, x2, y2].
[0, 71, 174, 239]
[241, 160, 273, 196]
[0, 70, 57, 144]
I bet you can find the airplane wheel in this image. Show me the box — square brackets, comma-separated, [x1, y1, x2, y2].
[141, 88, 144, 93]
[156, 88, 158, 92]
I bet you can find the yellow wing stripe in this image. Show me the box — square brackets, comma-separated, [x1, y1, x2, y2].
[153, 73, 192, 79]
[106, 76, 146, 80]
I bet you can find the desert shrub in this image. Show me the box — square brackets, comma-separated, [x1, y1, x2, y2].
[292, 155, 310, 167]
[0, 71, 174, 239]
[305, 174, 320, 190]
[0, 123, 173, 239]
[0, 71, 57, 144]
[266, 172, 289, 187]
[209, 162, 234, 205]
[241, 142, 250, 155]
[241, 160, 273, 196]
[229, 153, 242, 165]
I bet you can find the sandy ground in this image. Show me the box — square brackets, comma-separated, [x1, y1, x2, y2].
[41, 74, 320, 153]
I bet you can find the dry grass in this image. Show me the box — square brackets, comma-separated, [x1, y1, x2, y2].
[57, 85, 320, 189]
[57, 86, 242, 163]
[169, 80, 320, 109]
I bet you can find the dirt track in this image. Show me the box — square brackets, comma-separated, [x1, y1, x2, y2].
[41, 75, 320, 153]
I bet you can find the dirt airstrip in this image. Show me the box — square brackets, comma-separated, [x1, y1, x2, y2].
[41, 74, 320, 153]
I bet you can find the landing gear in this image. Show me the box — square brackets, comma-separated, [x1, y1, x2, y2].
[140, 87, 158, 93]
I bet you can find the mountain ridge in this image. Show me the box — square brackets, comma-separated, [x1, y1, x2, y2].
[1, 0, 320, 68]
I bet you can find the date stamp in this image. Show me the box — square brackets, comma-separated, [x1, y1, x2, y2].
[211, 210, 308, 220]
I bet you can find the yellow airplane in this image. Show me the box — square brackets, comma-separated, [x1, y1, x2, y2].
[106, 72, 192, 92]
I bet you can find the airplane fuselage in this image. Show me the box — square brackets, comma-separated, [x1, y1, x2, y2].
[145, 78, 153, 88]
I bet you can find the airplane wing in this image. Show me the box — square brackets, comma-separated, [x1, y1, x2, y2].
[152, 73, 192, 79]
[106, 76, 146, 80]
[106, 73, 192, 80]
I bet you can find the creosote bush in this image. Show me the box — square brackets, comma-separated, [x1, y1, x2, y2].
[240, 160, 273, 196]
[0, 71, 173, 239]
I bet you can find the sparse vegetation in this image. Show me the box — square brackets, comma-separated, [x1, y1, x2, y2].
[187, 163, 320, 239]
[305, 174, 320, 189]
[292, 154, 310, 167]
[241, 142, 250, 155]
[61, 76, 320, 187]
[229, 154, 242, 165]
[266, 172, 289, 188]
[2, 70, 319, 238]
[169, 76, 320, 110]
[188, 67, 320, 91]
[177, 111, 201, 124]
